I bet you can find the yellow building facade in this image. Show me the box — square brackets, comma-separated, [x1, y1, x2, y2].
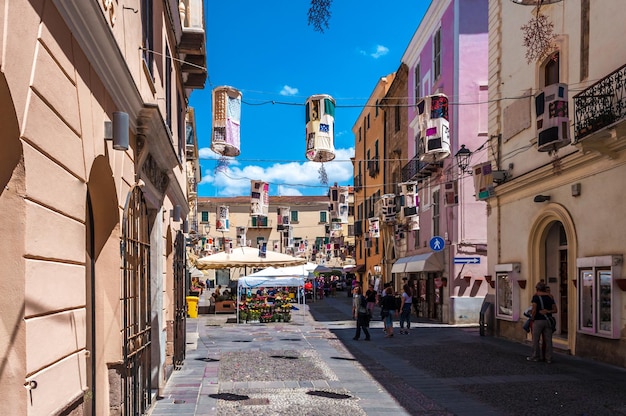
[488, 0, 626, 367]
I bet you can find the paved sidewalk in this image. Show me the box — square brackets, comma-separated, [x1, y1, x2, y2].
[149, 292, 626, 416]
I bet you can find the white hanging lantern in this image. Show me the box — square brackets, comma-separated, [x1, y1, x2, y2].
[277, 206, 290, 230]
[305, 94, 336, 162]
[211, 86, 242, 157]
[417, 94, 451, 163]
[407, 215, 420, 231]
[236, 227, 247, 247]
[368, 217, 380, 238]
[250, 180, 269, 216]
[215, 205, 229, 232]
[380, 194, 396, 224]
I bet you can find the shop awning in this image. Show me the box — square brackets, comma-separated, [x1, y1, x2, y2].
[391, 257, 410, 273]
[391, 252, 444, 273]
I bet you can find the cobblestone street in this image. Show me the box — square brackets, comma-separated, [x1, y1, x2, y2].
[148, 293, 626, 416]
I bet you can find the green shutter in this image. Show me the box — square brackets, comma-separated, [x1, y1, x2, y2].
[324, 99, 335, 118]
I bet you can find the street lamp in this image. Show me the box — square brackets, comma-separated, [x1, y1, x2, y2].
[455, 144, 472, 174]
[373, 265, 381, 274]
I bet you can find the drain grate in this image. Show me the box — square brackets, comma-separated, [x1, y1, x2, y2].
[306, 390, 351, 400]
[173, 399, 186, 404]
[195, 357, 220, 362]
[330, 356, 357, 361]
[209, 393, 249, 401]
[270, 355, 298, 360]
[242, 398, 270, 406]
[279, 338, 301, 341]
[231, 340, 252, 342]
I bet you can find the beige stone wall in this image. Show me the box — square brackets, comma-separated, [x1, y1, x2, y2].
[488, 0, 626, 364]
[0, 0, 191, 413]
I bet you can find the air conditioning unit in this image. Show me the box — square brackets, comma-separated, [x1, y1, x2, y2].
[535, 83, 570, 152]
[417, 94, 451, 162]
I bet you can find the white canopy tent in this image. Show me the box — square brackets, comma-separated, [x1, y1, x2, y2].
[245, 262, 318, 279]
[236, 275, 306, 323]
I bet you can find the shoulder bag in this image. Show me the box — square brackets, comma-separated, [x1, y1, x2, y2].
[539, 296, 556, 331]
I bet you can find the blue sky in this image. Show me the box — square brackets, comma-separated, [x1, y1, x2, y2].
[191, 0, 430, 197]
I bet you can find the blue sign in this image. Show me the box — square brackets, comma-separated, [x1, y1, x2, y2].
[454, 257, 481, 264]
[429, 236, 445, 252]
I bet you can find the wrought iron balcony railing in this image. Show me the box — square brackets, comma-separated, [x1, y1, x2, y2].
[401, 154, 442, 182]
[574, 63, 626, 142]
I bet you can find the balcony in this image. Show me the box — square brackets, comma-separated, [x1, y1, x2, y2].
[574, 63, 626, 143]
[401, 154, 441, 182]
[248, 217, 273, 228]
[179, 0, 207, 89]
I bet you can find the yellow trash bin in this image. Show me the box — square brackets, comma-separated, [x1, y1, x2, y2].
[186, 296, 199, 318]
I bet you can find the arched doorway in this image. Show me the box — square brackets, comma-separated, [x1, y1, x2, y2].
[544, 221, 569, 336]
[121, 186, 151, 415]
[528, 204, 577, 354]
[85, 156, 119, 415]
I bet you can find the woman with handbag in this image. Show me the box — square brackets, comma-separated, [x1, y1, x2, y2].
[527, 281, 557, 363]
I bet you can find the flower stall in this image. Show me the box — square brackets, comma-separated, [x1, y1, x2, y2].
[236, 276, 305, 324]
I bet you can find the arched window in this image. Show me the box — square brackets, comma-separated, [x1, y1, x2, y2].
[544, 52, 560, 86]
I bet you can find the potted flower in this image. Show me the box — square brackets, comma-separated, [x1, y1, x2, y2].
[238, 310, 248, 323]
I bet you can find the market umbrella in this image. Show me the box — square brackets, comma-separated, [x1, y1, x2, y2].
[196, 246, 307, 270]
[313, 264, 333, 274]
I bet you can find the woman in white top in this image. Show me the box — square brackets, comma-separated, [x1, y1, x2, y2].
[399, 284, 413, 335]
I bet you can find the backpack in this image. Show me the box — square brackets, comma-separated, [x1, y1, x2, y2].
[358, 295, 369, 315]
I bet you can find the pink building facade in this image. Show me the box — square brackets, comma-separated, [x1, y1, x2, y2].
[392, 0, 489, 324]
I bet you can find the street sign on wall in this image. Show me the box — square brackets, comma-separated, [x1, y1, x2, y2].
[454, 257, 481, 264]
[429, 236, 445, 252]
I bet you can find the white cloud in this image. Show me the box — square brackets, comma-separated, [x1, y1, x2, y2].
[280, 85, 299, 96]
[358, 45, 389, 59]
[371, 45, 389, 59]
[277, 185, 303, 196]
[200, 147, 355, 196]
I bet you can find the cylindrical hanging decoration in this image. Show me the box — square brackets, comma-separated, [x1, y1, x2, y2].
[211, 86, 242, 157]
[250, 180, 269, 217]
[417, 93, 450, 163]
[216, 205, 229, 232]
[305, 94, 336, 162]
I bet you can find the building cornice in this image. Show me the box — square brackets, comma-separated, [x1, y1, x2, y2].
[53, 0, 143, 129]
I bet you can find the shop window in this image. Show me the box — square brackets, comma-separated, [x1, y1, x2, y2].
[577, 255, 622, 339]
[494, 263, 521, 321]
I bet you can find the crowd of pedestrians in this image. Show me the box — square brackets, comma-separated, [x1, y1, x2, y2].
[350, 278, 418, 340]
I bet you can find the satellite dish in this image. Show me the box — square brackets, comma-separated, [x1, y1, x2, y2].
[509, 0, 562, 5]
